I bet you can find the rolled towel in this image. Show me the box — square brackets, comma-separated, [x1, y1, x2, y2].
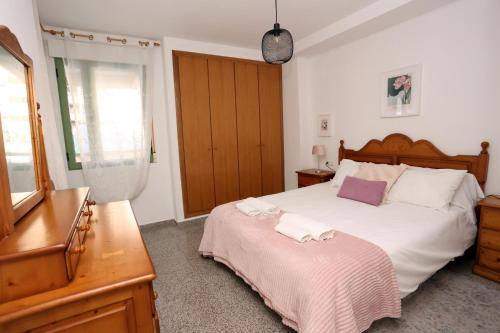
[308, 222, 335, 241]
[279, 213, 335, 241]
[275, 221, 312, 243]
[236, 202, 261, 216]
[243, 197, 280, 215]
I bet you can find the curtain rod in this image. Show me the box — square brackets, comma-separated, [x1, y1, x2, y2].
[40, 24, 161, 47]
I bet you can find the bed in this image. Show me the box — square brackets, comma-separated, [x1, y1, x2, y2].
[199, 133, 490, 333]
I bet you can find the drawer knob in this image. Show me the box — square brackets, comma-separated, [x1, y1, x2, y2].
[87, 200, 96, 206]
[71, 245, 86, 255]
[83, 210, 93, 217]
[78, 224, 91, 232]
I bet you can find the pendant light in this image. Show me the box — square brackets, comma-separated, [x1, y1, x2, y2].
[261, 0, 293, 64]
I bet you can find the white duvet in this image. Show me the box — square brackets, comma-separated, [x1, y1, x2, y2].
[261, 183, 477, 298]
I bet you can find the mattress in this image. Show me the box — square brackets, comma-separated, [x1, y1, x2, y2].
[260, 183, 477, 297]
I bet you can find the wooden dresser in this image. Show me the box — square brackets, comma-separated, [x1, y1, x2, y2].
[0, 191, 159, 332]
[0, 25, 158, 332]
[296, 169, 335, 188]
[0, 188, 93, 302]
[474, 196, 500, 282]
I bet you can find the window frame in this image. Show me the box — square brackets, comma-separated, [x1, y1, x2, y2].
[54, 57, 155, 171]
[55, 57, 82, 170]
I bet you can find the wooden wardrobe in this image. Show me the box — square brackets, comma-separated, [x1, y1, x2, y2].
[173, 51, 284, 217]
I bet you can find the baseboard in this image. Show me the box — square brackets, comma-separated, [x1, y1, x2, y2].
[176, 214, 208, 223]
[139, 219, 176, 229]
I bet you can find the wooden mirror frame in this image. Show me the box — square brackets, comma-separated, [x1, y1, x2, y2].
[0, 26, 50, 239]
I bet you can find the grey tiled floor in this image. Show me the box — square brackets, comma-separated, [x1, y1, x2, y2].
[141, 219, 500, 333]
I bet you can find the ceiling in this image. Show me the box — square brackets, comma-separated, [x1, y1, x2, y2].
[37, 0, 379, 49]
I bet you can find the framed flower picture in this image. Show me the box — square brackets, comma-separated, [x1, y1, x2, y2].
[318, 114, 331, 137]
[381, 64, 422, 118]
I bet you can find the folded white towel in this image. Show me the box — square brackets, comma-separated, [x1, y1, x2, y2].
[243, 197, 280, 215]
[236, 202, 261, 216]
[278, 213, 335, 241]
[275, 222, 312, 243]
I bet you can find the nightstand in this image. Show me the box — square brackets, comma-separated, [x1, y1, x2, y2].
[296, 169, 335, 188]
[473, 196, 500, 282]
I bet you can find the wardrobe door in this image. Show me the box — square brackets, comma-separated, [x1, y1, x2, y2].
[235, 62, 262, 198]
[208, 58, 240, 205]
[258, 65, 284, 195]
[176, 54, 215, 216]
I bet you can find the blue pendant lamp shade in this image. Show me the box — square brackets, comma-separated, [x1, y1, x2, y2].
[262, 0, 293, 64]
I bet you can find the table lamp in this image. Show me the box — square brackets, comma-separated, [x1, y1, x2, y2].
[312, 145, 326, 173]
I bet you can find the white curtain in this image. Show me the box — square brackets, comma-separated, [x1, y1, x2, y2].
[49, 35, 156, 203]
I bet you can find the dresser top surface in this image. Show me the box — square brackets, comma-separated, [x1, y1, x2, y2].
[296, 169, 335, 177]
[0, 200, 156, 322]
[0, 188, 89, 260]
[479, 196, 500, 209]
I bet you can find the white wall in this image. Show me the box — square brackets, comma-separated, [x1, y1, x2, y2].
[284, 0, 500, 195]
[282, 56, 319, 190]
[1, 0, 68, 189]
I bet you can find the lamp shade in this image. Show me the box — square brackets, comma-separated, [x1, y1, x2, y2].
[262, 23, 293, 64]
[312, 145, 326, 156]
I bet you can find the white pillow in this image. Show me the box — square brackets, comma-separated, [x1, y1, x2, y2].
[388, 167, 467, 209]
[451, 173, 485, 211]
[330, 159, 360, 187]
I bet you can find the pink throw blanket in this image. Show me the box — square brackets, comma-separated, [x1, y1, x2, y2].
[199, 203, 401, 333]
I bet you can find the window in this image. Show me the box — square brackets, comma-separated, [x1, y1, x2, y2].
[54, 58, 155, 170]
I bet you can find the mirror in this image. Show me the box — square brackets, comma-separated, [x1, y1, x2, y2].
[0, 25, 48, 236]
[0, 45, 38, 205]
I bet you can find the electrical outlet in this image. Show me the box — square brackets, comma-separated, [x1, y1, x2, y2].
[325, 161, 335, 171]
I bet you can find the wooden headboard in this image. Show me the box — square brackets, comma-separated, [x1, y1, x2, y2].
[339, 133, 490, 189]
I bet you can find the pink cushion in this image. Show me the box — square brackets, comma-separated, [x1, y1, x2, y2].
[337, 176, 387, 206]
[354, 163, 407, 202]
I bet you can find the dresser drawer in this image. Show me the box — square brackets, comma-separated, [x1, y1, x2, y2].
[480, 229, 500, 252]
[298, 175, 321, 187]
[482, 207, 500, 231]
[65, 203, 93, 280]
[65, 227, 83, 280]
[478, 247, 500, 272]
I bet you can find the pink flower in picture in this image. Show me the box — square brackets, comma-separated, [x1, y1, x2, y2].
[403, 79, 411, 92]
[388, 73, 412, 105]
[393, 76, 407, 89]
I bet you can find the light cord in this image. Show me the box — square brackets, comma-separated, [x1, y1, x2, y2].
[275, 0, 278, 24]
